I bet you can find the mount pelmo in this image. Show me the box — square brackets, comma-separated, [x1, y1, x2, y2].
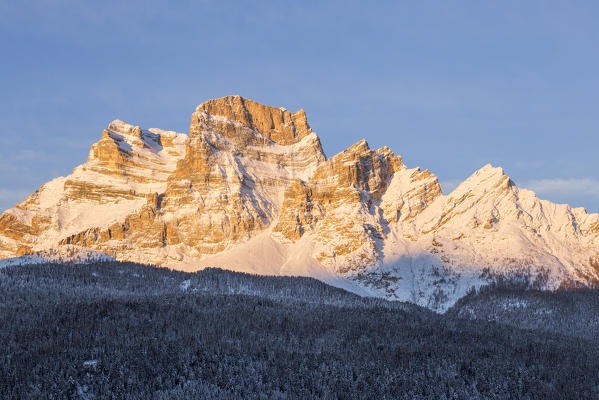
[1, 96, 598, 310]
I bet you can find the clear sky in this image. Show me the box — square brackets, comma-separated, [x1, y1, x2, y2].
[1, 1, 597, 213]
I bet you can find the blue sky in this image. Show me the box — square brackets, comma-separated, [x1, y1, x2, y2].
[1, 1, 598, 212]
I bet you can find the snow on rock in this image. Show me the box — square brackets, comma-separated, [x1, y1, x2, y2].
[1, 96, 599, 312]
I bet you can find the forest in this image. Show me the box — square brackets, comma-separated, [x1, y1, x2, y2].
[1, 261, 598, 399]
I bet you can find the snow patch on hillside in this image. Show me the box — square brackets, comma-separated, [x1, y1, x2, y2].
[0, 245, 114, 268]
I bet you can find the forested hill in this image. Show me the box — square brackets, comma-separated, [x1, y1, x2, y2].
[448, 284, 599, 340]
[1, 262, 598, 399]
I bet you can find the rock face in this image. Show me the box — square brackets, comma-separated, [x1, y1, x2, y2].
[0, 119, 187, 260]
[273, 139, 442, 274]
[1, 95, 599, 311]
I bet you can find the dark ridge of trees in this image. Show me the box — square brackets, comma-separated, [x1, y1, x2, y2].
[1, 262, 598, 399]
[448, 283, 599, 340]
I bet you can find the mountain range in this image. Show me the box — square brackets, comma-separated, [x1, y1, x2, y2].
[1, 95, 598, 311]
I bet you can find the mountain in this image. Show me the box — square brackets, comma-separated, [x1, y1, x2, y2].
[1, 95, 598, 311]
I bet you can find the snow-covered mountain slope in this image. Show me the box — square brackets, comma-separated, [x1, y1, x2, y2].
[350, 164, 599, 310]
[1, 95, 598, 311]
[0, 120, 187, 259]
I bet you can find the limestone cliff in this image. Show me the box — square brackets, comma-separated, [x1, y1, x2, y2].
[1, 95, 599, 312]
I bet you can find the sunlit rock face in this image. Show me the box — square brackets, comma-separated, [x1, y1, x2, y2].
[274, 139, 443, 273]
[0, 96, 326, 264]
[0, 118, 187, 260]
[193, 95, 312, 145]
[1, 95, 599, 312]
[158, 96, 326, 256]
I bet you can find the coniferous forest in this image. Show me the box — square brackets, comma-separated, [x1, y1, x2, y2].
[1, 262, 598, 399]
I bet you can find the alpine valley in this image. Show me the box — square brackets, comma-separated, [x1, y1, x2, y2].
[1, 96, 598, 311]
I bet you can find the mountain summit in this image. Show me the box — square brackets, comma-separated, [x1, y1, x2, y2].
[1, 96, 598, 310]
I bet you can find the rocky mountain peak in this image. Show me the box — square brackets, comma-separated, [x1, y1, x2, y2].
[447, 163, 513, 201]
[1, 96, 598, 312]
[344, 139, 370, 153]
[107, 119, 143, 137]
[193, 95, 312, 145]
